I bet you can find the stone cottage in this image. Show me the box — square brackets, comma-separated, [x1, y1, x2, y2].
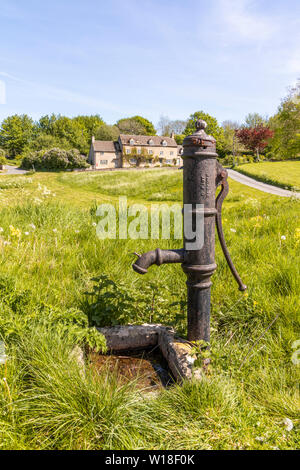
[88, 133, 183, 169]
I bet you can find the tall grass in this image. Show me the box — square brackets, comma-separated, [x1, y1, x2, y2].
[0, 170, 299, 449]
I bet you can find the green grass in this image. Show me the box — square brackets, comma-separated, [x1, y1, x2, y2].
[235, 161, 300, 191]
[58, 168, 183, 201]
[0, 170, 299, 450]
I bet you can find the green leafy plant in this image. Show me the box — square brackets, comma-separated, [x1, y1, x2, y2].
[190, 340, 211, 368]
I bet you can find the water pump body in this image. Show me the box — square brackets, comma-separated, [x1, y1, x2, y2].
[133, 120, 246, 343]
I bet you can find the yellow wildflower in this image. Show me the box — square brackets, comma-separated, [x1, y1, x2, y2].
[294, 228, 300, 239]
[9, 225, 21, 239]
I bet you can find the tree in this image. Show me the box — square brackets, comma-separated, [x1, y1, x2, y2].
[36, 114, 102, 155]
[157, 115, 187, 136]
[116, 116, 156, 135]
[184, 111, 226, 157]
[37, 114, 58, 134]
[0, 114, 35, 156]
[46, 116, 88, 154]
[30, 134, 73, 152]
[222, 120, 243, 156]
[267, 80, 300, 160]
[117, 118, 145, 135]
[73, 115, 104, 137]
[157, 115, 172, 136]
[244, 113, 267, 128]
[235, 125, 274, 160]
[95, 124, 120, 141]
[130, 116, 156, 135]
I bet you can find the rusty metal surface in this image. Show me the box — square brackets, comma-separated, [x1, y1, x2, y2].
[132, 248, 185, 275]
[132, 119, 246, 343]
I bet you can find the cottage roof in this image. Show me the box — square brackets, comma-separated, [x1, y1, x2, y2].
[119, 134, 177, 148]
[93, 141, 117, 152]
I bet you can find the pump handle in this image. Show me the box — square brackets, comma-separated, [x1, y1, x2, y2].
[215, 164, 247, 292]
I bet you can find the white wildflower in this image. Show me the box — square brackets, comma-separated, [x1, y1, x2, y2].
[53, 229, 57, 233]
[92, 222, 97, 227]
[0, 341, 6, 365]
[0, 228, 3, 233]
[29, 223, 36, 230]
[281, 235, 286, 240]
[24, 232, 29, 236]
[230, 228, 237, 233]
[187, 356, 195, 364]
[282, 418, 293, 432]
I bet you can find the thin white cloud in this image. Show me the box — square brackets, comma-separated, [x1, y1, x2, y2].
[0, 72, 122, 113]
[218, 0, 277, 41]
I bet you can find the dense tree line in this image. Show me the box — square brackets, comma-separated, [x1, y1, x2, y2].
[0, 80, 298, 166]
[0, 114, 157, 159]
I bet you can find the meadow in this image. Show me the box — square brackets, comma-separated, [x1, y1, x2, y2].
[235, 160, 300, 191]
[0, 169, 299, 450]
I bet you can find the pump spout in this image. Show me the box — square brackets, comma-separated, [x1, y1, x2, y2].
[133, 248, 185, 275]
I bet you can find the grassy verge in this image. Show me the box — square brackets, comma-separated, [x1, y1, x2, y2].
[235, 161, 300, 191]
[0, 170, 299, 449]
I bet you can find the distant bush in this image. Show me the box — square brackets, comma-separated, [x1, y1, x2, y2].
[67, 149, 90, 169]
[222, 154, 263, 167]
[21, 148, 89, 170]
[42, 148, 70, 169]
[0, 155, 7, 165]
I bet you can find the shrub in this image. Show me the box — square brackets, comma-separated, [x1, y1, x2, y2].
[222, 154, 260, 167]
[21, 150, 44, 169]
[67, 149, 89, 169]
[41, 148, 69, 169]
[0, 155, 7, 165]
[21, 148, 89, 170]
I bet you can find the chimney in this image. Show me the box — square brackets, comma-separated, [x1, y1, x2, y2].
[170, 131, 175, 139]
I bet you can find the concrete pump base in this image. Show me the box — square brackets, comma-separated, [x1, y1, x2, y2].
[96, 324, 203, 382]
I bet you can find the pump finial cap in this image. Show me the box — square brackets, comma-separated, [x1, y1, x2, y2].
[195, 119, 207, 131]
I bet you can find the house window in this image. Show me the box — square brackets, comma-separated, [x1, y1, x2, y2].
[148, 139, 154, 145]
[162, 140, 167, 146]
[100, 151, 104, 155]
[137, 148, 141, 154]
[160, 151, 164, 156]
[126, 149, 131, 154]
[130, 139, 135, 145]
[170, 151, 174, 156]
[148, 149, 153, 155]
[166, 159, 172, 164]
[100, 160, 108, 165]
[130, 158, 137, 164]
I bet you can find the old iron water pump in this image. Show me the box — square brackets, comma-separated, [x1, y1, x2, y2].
[132, 120, 246, 343]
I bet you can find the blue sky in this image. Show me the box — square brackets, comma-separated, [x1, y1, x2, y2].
[0, 0, 299, 127]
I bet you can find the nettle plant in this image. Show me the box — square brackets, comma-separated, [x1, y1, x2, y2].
[0, 274, 106, 353]
[83, 274, 186, 331]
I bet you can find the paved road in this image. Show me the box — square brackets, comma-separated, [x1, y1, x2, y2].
[2, 165, 28, 175]
[227, 169, 300, 198]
